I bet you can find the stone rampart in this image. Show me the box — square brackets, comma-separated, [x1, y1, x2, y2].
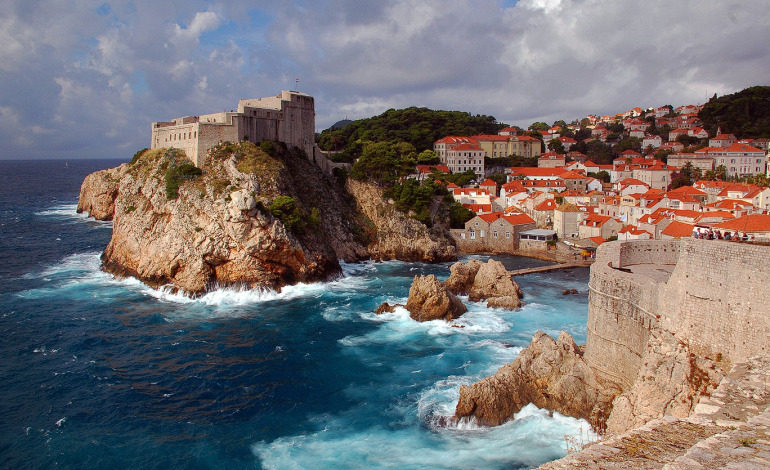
[586, 239, 770, 390]
[663, 239, 770, 365]
[586, 259, 662, 389]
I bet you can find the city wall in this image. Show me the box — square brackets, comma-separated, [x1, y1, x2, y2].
[586, 239, 770, 391]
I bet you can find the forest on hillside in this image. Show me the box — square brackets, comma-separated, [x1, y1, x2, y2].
[699, 86, 770, 138]
[316, 107, 507, 162]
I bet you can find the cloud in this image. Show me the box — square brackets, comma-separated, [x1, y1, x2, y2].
[0, 0, 769, 160]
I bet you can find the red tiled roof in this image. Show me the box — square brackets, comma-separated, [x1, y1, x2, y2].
[477, 211, 503, 223]
[661, 221, 696, 238]
[713, 214, 770, 233]
[534, 199, 558, 211]
[503, 213, 536, 225]
[510, 168, 566, 177]
[434, 136, 478, 144]
[463, 204, 492, 214]
[452, 143, 483, 151]
[416, 164, 450, 174]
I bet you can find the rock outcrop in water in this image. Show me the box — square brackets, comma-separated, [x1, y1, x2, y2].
[78, 144, 371, 294]
[405, 274, 467, 322]
[455, 331, 617, 427]
[446, 259, 523, 309]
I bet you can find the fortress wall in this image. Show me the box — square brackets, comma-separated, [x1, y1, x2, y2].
[196, 123, 239, 166]
[586, 259, 661, 389]
[587, 239, 770, 390]
[663, 239, 770, 365]
[150, 123, 200, 162]
[615, 239, 681, 268]
[152, 91, 316, 167]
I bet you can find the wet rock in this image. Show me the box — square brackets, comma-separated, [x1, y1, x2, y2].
[405, 274, 467, 322]
[375, 302, 397, 315]
[447, 259, 523, 310]
[455, 331, 618, 428]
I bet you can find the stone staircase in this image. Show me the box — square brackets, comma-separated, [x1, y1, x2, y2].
[538, 357, 770, 469]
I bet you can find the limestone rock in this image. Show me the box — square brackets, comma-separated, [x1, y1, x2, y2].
[444, 259, 482, 295]
[405, 274, 467, 322]
[447, 259, 523, 310]
[346, 180, 457, 263]
[455, 331, 618, 428]
[78, 145, 368, 294]
[77, 166, 124, 221]
[376, 302, 396, 315]
[605, 331, 722, 434]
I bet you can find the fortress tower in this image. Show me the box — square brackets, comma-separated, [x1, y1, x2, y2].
[150, 90, 315, 166]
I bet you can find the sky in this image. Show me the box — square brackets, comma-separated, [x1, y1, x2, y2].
[2, 0, 769, 160]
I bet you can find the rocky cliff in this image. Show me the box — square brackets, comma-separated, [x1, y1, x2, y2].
[78, 143, 460, 294]
[453, 239, 766, 444]
[78, 144, 373, 293]
[346, 179, 456, 263]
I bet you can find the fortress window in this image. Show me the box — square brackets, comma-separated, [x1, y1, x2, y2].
[194, 131, 197, 138]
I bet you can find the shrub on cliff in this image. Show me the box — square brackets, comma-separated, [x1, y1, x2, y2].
[384, 179, 442, 226]
[449, 203, 475, 229]
[130, 148, 149, 165]
[165, 162, 202, 200]
[269, 196, 319, 235]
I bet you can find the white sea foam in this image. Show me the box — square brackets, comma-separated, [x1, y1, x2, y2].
[253, 401, 596, 470]
[35, 203, 113, 228]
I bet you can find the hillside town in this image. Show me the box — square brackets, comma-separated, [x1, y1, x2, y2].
[427, 103, 770, 253]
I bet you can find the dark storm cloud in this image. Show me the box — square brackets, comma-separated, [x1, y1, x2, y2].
[0, 0, 768, 159]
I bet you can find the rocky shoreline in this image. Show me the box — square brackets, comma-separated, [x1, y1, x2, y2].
[77, 143, 456, 294]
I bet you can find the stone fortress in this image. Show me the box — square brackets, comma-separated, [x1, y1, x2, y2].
[587, 239, 769, 393]
[542, 238, 770, 468]
[151, 90, 316, 167]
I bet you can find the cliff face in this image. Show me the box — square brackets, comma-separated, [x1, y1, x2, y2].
[346, 179, 456, 263]
[78, 143, 460, 294]
[78, 144, 369, 294]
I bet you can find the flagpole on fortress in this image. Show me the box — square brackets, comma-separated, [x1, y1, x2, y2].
[295, 78, 299, 91]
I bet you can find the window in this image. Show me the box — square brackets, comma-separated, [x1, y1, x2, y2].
[470, 229, 476, 239]
[480, 230, 485, 238]
[494, 231, 498, 238]
[506, 232, 510, 239]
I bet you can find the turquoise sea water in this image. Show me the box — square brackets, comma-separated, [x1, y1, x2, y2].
[0, 160, 594, 469]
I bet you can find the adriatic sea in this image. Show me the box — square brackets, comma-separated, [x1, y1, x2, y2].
[0, 159, 594, 469]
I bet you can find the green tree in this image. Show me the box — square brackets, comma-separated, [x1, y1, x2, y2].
[529, 122, 549, 131]
[349, 141, 416, 186]
[591, 170, 611, 183]
[547, 138, 565, 154]
[270, 196, 308, 234]
[614, 137, 642, 154]
[416, 149, 440, 164]
[698, 86, 770, 138]
[449, 203, 476, 229]
[715, 164, 727, 181]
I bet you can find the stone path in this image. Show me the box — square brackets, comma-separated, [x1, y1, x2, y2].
[507, 259, 594, 277]
[538, 357, 770, 469]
